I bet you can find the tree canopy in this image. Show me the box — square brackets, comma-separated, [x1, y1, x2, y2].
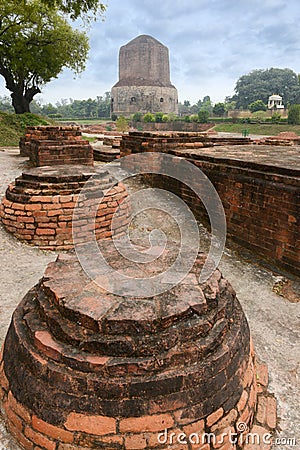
[0, 0, 89, 113]
[39, 0, 106, 20]
[248, 100, 267, 113]
[229, 68, 300, 109]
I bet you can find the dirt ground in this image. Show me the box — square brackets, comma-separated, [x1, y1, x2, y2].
[0, 148, 299, 450]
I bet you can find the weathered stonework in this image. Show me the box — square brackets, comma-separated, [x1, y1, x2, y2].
[0, 242, 277, 449]
[120, 132, 300, 278]
[19, 126, 93, 166]
[111, 35, 178, 116]
[0, 166, 130, 250]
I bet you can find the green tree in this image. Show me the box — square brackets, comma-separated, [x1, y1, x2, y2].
[0, 95, 14, 113]
[198, 110, 209, 123]
[213, 102, 226, 116]
[230, 68, 300, 109]
[248, 100, 267, 113]
[0, 1, 89, 114]
[116, 115, 129, 132]
[288, 104, 300, 124]
[39, 0, 106, 20]
[224, 100, 236, 111]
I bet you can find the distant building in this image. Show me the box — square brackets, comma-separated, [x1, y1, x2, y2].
[268, 94, 284, 109]
[111, 35, 178, 117]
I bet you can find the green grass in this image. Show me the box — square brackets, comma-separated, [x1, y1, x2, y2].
[0, 111, 54, 147]
[214, 122, 300, 136]
[58, 118, 110, 125]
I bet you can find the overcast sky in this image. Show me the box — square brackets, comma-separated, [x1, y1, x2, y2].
[1, 0, 300, 105]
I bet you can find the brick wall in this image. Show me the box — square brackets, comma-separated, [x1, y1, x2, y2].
[120, 133, 299, 278]
[19, 126, 93, 166]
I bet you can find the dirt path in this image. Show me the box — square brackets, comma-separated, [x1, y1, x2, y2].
[0, 149, 299, 449]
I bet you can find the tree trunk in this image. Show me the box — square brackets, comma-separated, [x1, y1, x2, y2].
[11, 86, 41, 114]
[11, 90, 31, 114]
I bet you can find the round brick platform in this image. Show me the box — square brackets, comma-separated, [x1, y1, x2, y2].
[0, 165, 130, 250]
[0, 241, 276, 449]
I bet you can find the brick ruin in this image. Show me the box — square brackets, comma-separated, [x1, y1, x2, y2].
[0, 127, 282, 449]
[0, 126, 130, 250]
[19, 126, 94, 166]
[120, 132, 300, 277]
[0, 241, 276, 449]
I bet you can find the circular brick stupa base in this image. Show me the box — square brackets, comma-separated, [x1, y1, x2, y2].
[0, 243, 276, 449]
[0, 165, 130, 250]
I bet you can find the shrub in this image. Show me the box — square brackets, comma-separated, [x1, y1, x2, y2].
[197, 110, 209, 123]
[143, 112, 155, 122]
[184, 115, 191, 123]
[155, 112, 164, 123]
[111, 113, 117, 121]
[271, 112, 282, 123]
[190, 114, 199, 123]
[132, 112, 142, 122]
[251, 110, 267, 121]
[213, 103, 226, 116]
[116, 115, 129, 132]
[248, 100, 267, 113]
[162, 114, 169, 122]
[288, 104, 300, 124]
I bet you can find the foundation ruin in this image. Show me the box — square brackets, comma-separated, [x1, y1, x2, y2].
[0, 241, 276, 449]
[0, 126, 130, 250]
[120, 131, 300, 277]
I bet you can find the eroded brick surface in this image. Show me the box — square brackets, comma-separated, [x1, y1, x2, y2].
[120, 132, 300, 277]
[0, 241, 277, 448]
[0, 165, 130, 250]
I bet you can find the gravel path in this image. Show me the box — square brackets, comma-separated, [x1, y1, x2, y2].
[0, 148, 299, 449]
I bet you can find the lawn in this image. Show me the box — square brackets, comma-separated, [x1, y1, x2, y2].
[0, 112, 53, 146]
[213, 122, 300, 135]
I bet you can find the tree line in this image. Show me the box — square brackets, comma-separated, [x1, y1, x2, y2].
[1, 0, 300, 116]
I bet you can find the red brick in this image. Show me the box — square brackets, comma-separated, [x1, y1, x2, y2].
[5, 406, 23, 432]
[8, 420, 34, 450]
[32, 415, 73, 443]
[248, 384, 257, 410]
[266, 396, 277, 429]
[36, 228, 55, 236]
[211, 410, 238, 433]
[243, 425, 272, 450]
[120, 413, 174, 433]
[65, 412, 116, 435]
[7, 391, 31, 423]
[0, 363, 9, 392]
[30, 196, 54, 203]
[101, 434, 123, 445]
[206, 408, 224, 427]
[255, 363, 268, 389]
[47, 210, 61, 217]
[34, 331, 63, 361]
[125, 434, 147, 449]
[243, 362, 254, 388]
[183, 419, 205, 436]
[62, 202, 75, 209]
[212, 426, 235, 448]
[217, 442, 236, 450]
[25, 425, 56, 450]
[190, 444, 210, 450]
[237, 390, 248, 413]
[25, 204, 42, 211]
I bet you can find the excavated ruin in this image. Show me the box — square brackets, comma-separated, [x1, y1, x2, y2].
[0, 126, 130, 250]
[0, 240, 276, 449]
